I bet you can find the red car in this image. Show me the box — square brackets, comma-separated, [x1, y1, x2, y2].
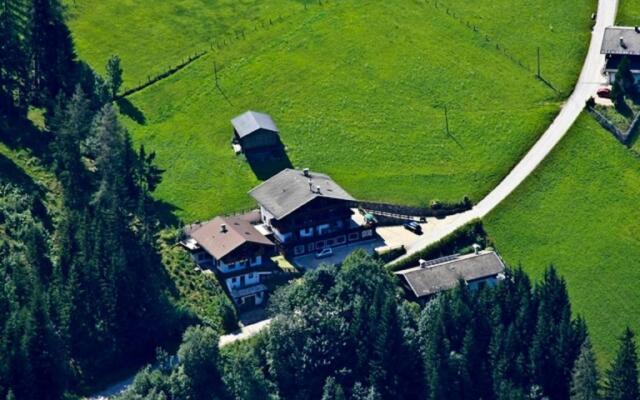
[597, 87, 612, 98]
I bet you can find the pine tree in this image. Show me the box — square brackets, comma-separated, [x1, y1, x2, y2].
[51, 86, 92, 207]
[106, 55, 123, 99]
[0, 1, 29, 115]
[605, 328, 639, 400]
[321, 377, 346, 400]
[28, 0, 76, 104]
[571, 338, 600, 400]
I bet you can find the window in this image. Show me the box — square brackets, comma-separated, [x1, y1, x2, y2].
[362, 229, 373, 238]
[317, 224, 330, 235]
[335, 235, 346, 245]
[348, 232, 360, 241]
[294, 245, 305, 255]
[300, 227, 314, 238]
[307, 243, 315, 252]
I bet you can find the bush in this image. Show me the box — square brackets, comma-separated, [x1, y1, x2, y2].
[388, 220, 488, 271]
[374, 245, 406, 263]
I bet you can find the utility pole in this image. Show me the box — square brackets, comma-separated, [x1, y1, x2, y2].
[444, 105, 450, 136]
[537, 47, 541, 78]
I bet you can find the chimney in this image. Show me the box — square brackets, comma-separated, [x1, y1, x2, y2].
[303, 168, 310, 177]
[419, 259, 428, 268]
[220, 223, 227, 233]
[620, 36, 626, 48]
[472, 243, 481, 255]
[308, 178, 313, 192]
[635, 26, 640, 33]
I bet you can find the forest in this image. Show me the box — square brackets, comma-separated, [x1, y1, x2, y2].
[117, 250, 640, 400]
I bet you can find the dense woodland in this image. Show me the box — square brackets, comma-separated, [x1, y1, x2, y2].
[0, 0, 197, 397]
[120, 251, 640, 400]
[2, 1, 640, 400]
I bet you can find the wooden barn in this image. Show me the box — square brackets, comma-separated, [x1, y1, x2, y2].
[231, 110, 280, 152]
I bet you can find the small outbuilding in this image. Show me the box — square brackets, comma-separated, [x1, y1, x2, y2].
[231, 110, 280, 152]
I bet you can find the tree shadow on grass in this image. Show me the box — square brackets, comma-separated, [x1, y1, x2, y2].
[0, 114, 53, 163]
[151, 198, 182, 228]
[244, 142, 293, 181]
[116, 97, 146, 125]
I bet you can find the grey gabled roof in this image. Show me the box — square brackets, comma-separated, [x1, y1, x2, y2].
[231, 110, 279, 138]
[601, 27, 640, 55]
[249, 168, 355, 220]
[396, 251, 506, 298]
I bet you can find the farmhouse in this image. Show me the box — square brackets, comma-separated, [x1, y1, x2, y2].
[182, 212, 276, 307]
[250, 168, 376, 256]
[396, 250, 506, 300]
[231, 110, 280, 152]
[601, 26, 640, 84]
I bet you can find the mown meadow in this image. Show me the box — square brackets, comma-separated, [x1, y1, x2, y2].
[66, 0, 595, 222]
[485, 114, 640, 364]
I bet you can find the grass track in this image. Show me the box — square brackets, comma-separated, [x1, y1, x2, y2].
[485, 114, 640, 364]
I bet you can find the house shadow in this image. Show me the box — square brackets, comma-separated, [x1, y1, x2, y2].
[116, 97, 146, 125]
[244, 142, 293, 181]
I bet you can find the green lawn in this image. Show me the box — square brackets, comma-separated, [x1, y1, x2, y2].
[617, 0, 640, 25]
[67, 0, 595, 222]
[485, 114, 640, 364]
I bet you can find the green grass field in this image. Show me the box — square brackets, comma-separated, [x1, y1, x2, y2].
[66, 0, 595, 222]
[618, 0, 640, 25]
[485, 114, 640, 364]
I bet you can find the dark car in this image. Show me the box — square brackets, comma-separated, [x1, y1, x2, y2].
[403, 221, 422, 234]
[597, 87, 611, 99]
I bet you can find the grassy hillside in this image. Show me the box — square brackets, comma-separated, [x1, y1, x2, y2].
[67, 0, 595, 222]
[485, 114, 640, 364]
[65, 0, 300, 87]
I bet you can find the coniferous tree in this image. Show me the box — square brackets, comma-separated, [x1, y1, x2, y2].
[28, 0, 76, 104]
[321, 377, 346, 400]
[571, 338, 600, 400]
[605, 328, 639, 400]
[106, 55, 123, 99]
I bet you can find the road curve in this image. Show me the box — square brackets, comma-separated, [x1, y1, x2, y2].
[400, 0, 618, 259]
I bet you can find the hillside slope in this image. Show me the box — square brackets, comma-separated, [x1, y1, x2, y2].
[485, 114, 640, 363]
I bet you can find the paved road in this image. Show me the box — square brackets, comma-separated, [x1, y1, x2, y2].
[88, 1, 617, 397]
[398, 0, 618, 260]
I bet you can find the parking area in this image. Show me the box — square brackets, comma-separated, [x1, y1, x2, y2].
[292, 238, 385, 270]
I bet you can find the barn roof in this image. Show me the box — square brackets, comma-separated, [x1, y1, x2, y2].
[231, 110, 279, 138]
[249, 168, 355, 220]
[396, 251, 506, 298]
[186, 215, 274, 260]
[601, 27, 640, 56]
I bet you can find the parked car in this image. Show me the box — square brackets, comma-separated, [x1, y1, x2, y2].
[597, 87, 611, 98]
[403, 221, 422, 234]
[315, 247, 333, 259]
